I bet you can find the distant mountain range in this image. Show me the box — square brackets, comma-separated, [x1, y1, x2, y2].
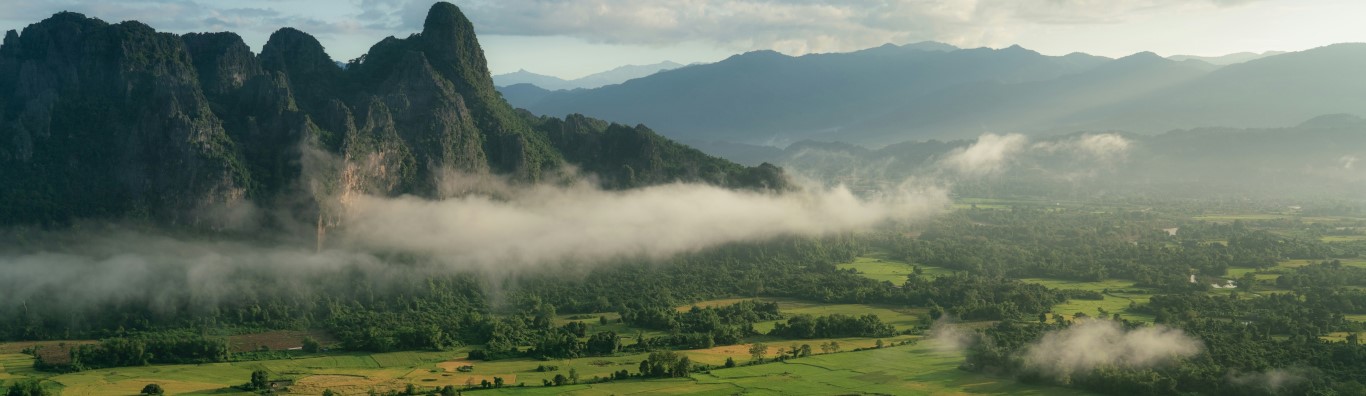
[1168, 51, 1285, 65]
[502, 41, 1366, 149]
[493, 61, 684, 90]
[715, 114, 1366, 199]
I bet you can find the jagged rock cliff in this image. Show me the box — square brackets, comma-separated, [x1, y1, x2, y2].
[0, 2, 787, 226]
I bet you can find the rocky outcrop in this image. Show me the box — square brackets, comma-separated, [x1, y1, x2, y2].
[0, 13, 246, 225]
[0, 2, 789, 227]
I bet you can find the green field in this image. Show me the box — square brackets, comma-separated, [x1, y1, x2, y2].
[2, 340, 1092, 395]
[1016, 278, 1154, 323]
[1226, 267, 1281, 281]
[1321, 235, 1366, 242]
[471, 342, 1091, 395]
[1191, 214, 1289, 222]
[680, 297, 929, 334]
[837, 253, 954, 284]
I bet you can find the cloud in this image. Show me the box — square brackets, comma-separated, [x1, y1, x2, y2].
[450, 0, 1265, 54]
[1023, 320, 1203, 381]
[0, 171, 948, 311]
[1227, 368, 1310, 395]
[336, 174, 948, 267]
[0, 0, 1274, 70]
[1340, 155, 1358, 170]
[0, 230, 400, 313]
[1033, 133, 1132, 161]
[938, 133, 1028, 177]
[927, 317, 976, 353]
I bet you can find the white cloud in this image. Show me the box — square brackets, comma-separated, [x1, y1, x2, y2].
[337, 174, 948, 267]
[1023, 320, 1203, 381]
[451, 0, 1264, 55]
[939, 133, 1029, 177]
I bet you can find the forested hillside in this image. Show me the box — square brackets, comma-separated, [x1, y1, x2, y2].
[0, 3, 785, 226]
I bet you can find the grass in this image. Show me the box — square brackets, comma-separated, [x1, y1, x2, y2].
[680, 297, 928, 334]
[1015, 278, 1154, 323]
[1191, 214, 1289, 222]
[0, 315, 1089, 396]
[1321, 235, 1366, 242]
[1321, 332, 1360, 343]
[1226, 267, 1281, 281]
[837, 253, 954, 284]
[476, 342, 1093, 395]
[1275, 259, 1366, 270]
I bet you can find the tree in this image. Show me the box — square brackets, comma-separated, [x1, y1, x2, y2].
[140, 384, 164, 395]
[494, 377, 505, 388]
[5, 380, 51, 396]
[249, 370, 269, 390]
[748, 342, 768, 362]
[405, 383, 418, 395]
[875, 339, 885, 349]
[724, 357, 736, 368]
[799, 344, 812, 357]
[586, 331, 622, 356]
[672, 356, 692, 377]
[828, 341, 840, 353]
[552, 374, 568, 386]
[1239, 272, 1258, 292]
[568, 368, 579, 384]
[302, 337, 321, 353]
[323, 390, 337, 396]
[440, 387, 458, 396]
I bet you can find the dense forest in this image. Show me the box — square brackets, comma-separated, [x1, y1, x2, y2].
[6, 201, 1366, 395]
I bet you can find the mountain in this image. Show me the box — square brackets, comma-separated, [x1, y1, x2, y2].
[565, 61, 684, 89]
[836, 51, 1214, 144]
[1168, 51, 1285, 65]
[510, 41, 1366, 149]
[1061, 44, 1366, 133]
[517, 44, 1110, 145]
[498, 83, 554, 111]
[493, 69, 573, 90]
[753, 115, 1366, 199]
[493, 61, 683, 90]
[0, 3, 784, 226]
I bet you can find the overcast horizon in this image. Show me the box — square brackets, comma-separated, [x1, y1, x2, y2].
[3, 0, 1366, 80]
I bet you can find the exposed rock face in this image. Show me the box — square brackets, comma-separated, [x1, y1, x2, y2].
[0, 2, 789, 227]
[0, 13, 246, 225]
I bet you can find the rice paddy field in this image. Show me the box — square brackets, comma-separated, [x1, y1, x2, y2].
[1013, 278, 1155, 323]
[0, 296, 1024, 395]
[837, 253, 955, 284]
[465, 343, 1091, 396]
[1, 339, 1091, 395]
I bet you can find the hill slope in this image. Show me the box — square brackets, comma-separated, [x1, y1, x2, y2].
[0, 3, 783, 226]
[518, 44, 1110, 145]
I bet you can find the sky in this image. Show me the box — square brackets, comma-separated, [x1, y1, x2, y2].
[2, 0, 1365, 79]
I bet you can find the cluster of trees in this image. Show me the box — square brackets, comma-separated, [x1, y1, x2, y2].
[967, 318, 1366, 396]
[35, 333, 227, 372]
[4, 381, 50, 396]
[894, 209, 1335, 291]
[769, 314, 895, 339]
[1275, 260, 1366, 289]
[637, 350, 692, 378]
[933, 207, 1366, 395]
